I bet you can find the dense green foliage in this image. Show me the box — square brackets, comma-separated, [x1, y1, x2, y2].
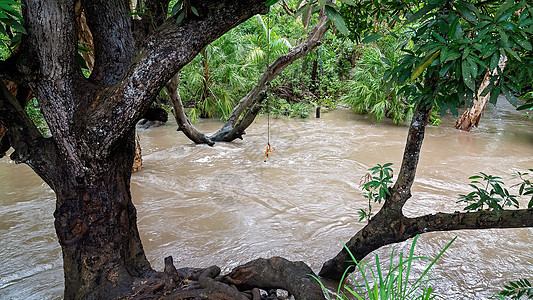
[387, 0, 533, 115]
[2, 0, 531, 126]
[458, 170, 533, 211]
[178, 25, 260, 120]
[341, 39, 416, 125]
[177, 2, 350, 121]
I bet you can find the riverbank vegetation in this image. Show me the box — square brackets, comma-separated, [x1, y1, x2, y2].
[0, 0, 532, 299]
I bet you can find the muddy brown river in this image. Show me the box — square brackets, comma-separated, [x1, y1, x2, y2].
[1, 101, 532, 299]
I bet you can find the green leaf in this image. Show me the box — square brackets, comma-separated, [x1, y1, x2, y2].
[490, 53, 500, 71]
[443, 51, 461, 63]
[411, 50, 441, 81]
[169, 0, 182, 17]
[501, 84, 518, 106]
[448, 15, 461, 39]
[454, 1, 477, 22]
[325, 5, 349, 35]
[405, 3, 441, 25]
[0, 0, 22, 5]
[190, 5, 199, 16]
[431, 31, 446, 43]
[513, 35, 532, 50]
[468, 57, 478, 78]
[439, 61, 453, 76]
[504, 47, 521, 62]
[462, 59, 475, 91]
[1, 17, 25, 34]
[175, 10, 185, 24]
[498, 28, 509, 44]
[362, 33, 382, 44]
[517, 102, 533, 110]
[265, 0, 280, 6]
[494, 0, 514, 22]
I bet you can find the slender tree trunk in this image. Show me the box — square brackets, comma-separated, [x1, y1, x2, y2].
[319, 97, 433, 280]
[319, 76, 533, 281]
[132, 133, 143, 172]
[455, 55, 507, 131]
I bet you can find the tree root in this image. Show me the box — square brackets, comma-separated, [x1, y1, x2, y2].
[118, 256, 325, 300]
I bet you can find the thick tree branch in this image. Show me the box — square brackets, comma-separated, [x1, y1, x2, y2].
[82, 0, 136, 85]
[21, 0, 90, 172]
[0, 81, 59, 189]
[405, 209, 533, 233]
[166, 73, 214, 145]
[319, 206, 533, 281]
[89, 0, 269, 156]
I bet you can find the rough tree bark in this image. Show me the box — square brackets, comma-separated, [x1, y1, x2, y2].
[0, 0, 280, 298]
[455, 55, 507, 131]
[319, 77, 533, 281]
[169, 14, 329, 144]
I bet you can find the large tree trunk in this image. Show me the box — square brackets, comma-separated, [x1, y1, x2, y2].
[455, 55, 507, 131]
[0, 0, 270, 298]
[55, 131, 152, 299]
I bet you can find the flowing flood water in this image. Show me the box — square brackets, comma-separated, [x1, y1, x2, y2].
[1, 101, 532, 299]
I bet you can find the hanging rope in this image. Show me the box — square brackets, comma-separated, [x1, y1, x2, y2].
[264, 10, 275, 162]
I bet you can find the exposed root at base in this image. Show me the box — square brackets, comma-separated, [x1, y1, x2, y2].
[117, 256, 325, 300]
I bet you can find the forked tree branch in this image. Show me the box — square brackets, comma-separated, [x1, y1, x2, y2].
[88, 0, 268, 158]
[169, 14, 329, 144]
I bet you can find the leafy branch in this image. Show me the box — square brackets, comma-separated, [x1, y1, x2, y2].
[358, 163, 393, 222]
[494, 278, 533, 299]
[458, 170, 533, 212]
